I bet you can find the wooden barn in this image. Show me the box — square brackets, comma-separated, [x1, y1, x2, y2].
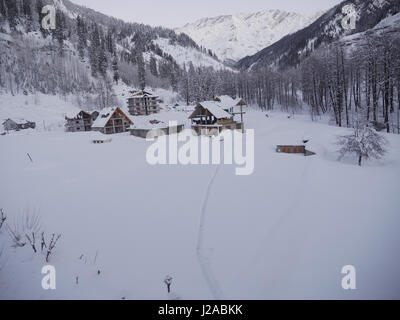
[189, 101, 243, 135]
[65, 110, 98, 132]
[2, 118, 36, 131]
[127, 90, 160, 116]
[92, 107, 133, 134]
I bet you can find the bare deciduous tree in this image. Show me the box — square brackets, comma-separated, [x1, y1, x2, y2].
[6, 210, 41, 249]
[41, 231, 47, 252]
[0, 209, 6, 230]
[44, 233, 61, 263]
[25, 232, 37, 253]
[337, 124, 388, 166]
[164, 275, 173, 293]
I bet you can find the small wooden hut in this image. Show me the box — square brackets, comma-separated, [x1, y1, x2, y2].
[276, 145, 306, 154]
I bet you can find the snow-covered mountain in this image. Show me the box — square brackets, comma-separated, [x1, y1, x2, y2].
[237, 0, 400, 70]
[176, 10, 324, 63]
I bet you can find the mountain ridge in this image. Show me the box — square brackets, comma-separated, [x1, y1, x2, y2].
[236, 0, 400, 70]
[176, 9, 324, 63]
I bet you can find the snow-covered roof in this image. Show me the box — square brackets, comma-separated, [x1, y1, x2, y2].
[129, 90, 159, 99]
[190, 102, 233, 119]
[65, 110, 92, 119]
[131, 114, 184, 130]
[92, 107, 132, 128]
[215, 96, 246, 109]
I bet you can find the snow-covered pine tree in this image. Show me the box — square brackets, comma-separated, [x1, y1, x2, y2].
[4, 0, 18, 29]
[53, 11, 66, 55]
[112, 53, 119, 83]
[89, 24, 101, 77]
[77, 16, 87, 60]
[0, 0, 6, 20]
[0, 0, 5, 16]
[169, 61, 180, 92]
[106, 29, 115, 55]
[179, 64, 190, 105]
[22, 0, 31, 19]
[182, 62, 196, 102]
[137, 50, 146, 90]
[22, 0, 32, 31]
[149, 56, 158, 77]
[98, 39, 108, 77]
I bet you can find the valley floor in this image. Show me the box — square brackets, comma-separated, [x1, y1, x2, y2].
[0, 109, 400, 299]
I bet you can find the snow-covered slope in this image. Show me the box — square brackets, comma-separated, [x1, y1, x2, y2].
[153, 38, 230, 70]
[176, 10, 324, 63]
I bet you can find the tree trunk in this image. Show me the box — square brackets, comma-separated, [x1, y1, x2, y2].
[398, 79, 400, 134]
[372, 63, 378, 122]
[366, 67, 371, 121]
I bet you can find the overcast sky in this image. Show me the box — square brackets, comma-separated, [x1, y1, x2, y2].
[69, 0, 343, 28]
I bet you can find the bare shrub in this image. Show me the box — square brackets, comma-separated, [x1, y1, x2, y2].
[6, 210, 42, 249]
[26, 232, 37, 253]
[43, 233, 61, 263]
[41, 232, 46, 252]
[3, 209, 61, 262]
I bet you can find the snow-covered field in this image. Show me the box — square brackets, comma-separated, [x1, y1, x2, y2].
[1, 102, 400, 299]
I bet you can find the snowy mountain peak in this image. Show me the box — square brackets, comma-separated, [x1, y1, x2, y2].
[176, 9, 324, 63]
[236, 0, 400, 71]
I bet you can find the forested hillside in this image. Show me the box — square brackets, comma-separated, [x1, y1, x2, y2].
[0, 0, 235, 108]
